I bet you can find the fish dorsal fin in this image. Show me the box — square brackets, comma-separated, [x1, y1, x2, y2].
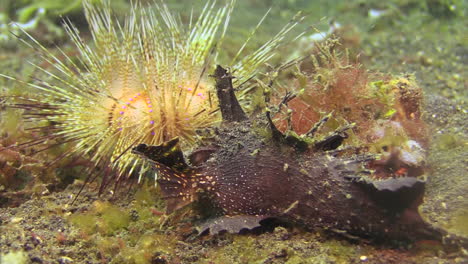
[213, 65, 247, 122]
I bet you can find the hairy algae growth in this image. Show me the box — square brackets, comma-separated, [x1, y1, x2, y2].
[1, 0, 467, 263]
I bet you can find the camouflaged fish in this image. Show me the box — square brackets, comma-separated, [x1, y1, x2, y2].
[132, 65, 466, 247]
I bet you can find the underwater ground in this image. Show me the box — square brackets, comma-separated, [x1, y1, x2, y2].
[0, 0, 467, 263]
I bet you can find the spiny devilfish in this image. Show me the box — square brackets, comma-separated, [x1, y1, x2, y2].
[133, 65, 467, 248]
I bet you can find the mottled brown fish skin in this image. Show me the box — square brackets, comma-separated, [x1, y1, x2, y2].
[195, 120, 439, 243]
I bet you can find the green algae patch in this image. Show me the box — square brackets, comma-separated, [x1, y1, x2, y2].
[434, 133, 466, 151]
[447, 210, 468, 237]
[320, 240, 359, 263]
[68, 211, 96, 234]
[194, 228, 365, 264]
[96, 202, 131, 235]
[111, 233, 177, 264]
[69, 201, 130, 236]
[130, 184, 166, 226]
[0, 250, 28, 264]
[202, 235, 271, 264]
[0, 108, 23, 136]
[93, 233, 178, 264]
[367, 126, 409, 153]
[64, 185, 178, 264]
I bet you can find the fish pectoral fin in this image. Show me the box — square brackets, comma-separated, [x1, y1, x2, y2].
[351, 176, 426, 212]
[164, 195, 194, 214]
[196, 215, 269, 235]
[153, 164, 196, 214]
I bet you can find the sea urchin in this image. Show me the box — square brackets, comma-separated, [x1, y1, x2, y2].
[1, 0, 301, 185]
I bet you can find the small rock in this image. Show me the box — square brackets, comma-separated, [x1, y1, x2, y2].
[273, 226, 291, 241]
[58, 256, 73, 264]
